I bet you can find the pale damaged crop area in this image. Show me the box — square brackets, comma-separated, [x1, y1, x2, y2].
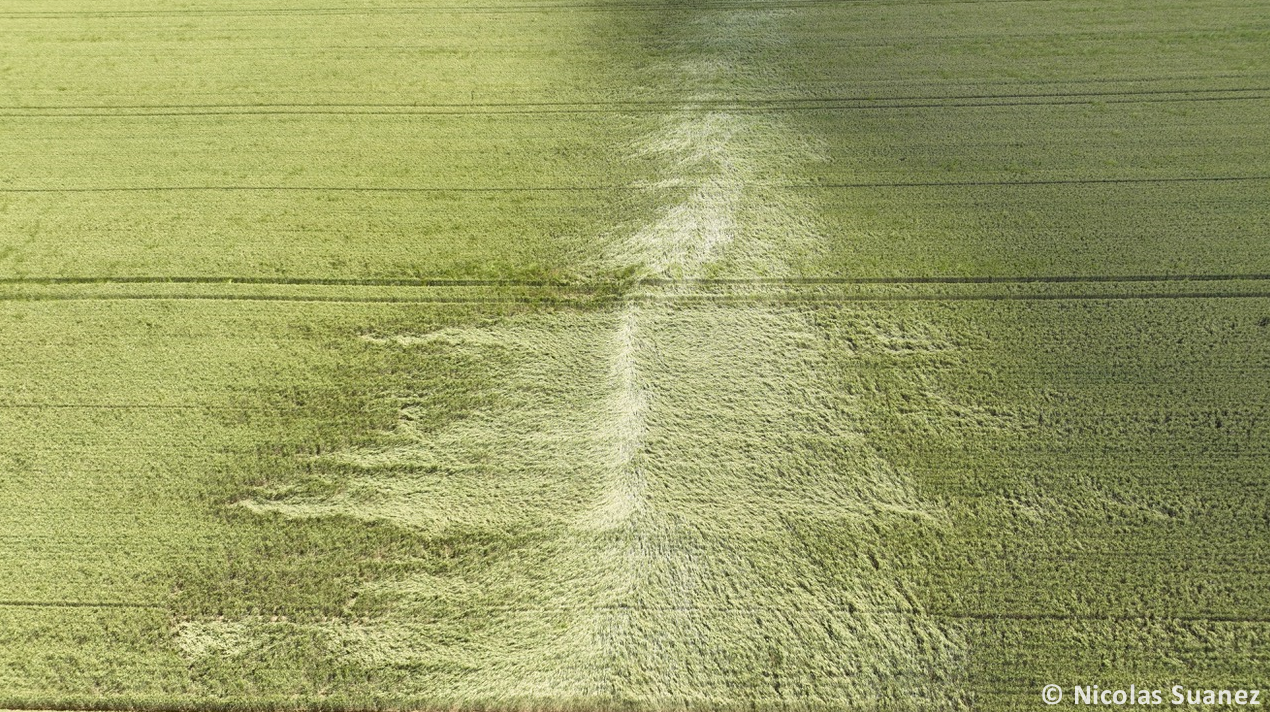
[211, 8, 963, 705]
[0, 0, 1268, 710]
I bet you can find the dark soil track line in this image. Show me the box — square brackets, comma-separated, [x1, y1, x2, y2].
[933, 611, 1270, 623]
[0, 294, 560, 305]
[0, 0, 1081, 21]
[3, 273, 1270, 288]
[4, 85, 1265, 112]
[25, 32, 1260, 56]
[7, 93, 1267, 116]
[0, 185, 625, 194]
[652, 273, 1270, 286]
[804, 175, 1270, 189]
[870, 72, 1270, 92]
[2, 175, 1267, 195]
[6, 598, 1260, 623]
[763, 29, 1270, 47]
[0, 403, 204, 409]
[4, 292, 1269, 305]
[5, 273, 1270, 288]
[687, 291, 1270, 303]
[0, 280, 559, 290]
[0, 2, 812, 19]
[0, 600, 161, 609]
[0, 276, 562, 287]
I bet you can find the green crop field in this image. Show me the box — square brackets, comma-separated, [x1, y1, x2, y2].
[1, 0, 1267, 709]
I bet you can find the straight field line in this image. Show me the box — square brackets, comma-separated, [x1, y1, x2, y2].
[3, 175, 1266, 193]
[3, 273, 1269, 287]
[0, 0, 1089, 21]
[2, 599, 1263, 624]
[4, 86, 1266, 112]
[0, 403, 204, 409]
[6, 93, 1267, 116]
[0, 600, 161, 609]
[3, 292, 1269, 304]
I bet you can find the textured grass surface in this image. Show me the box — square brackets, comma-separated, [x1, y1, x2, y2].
[238, 302, 962, 707]
[1, 0, 1268, 709]
[0, 0, 657, 280]
[4, 293, 1266, 709]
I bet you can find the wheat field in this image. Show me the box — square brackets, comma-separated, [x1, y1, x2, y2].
[1, 0, 1268, 709]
